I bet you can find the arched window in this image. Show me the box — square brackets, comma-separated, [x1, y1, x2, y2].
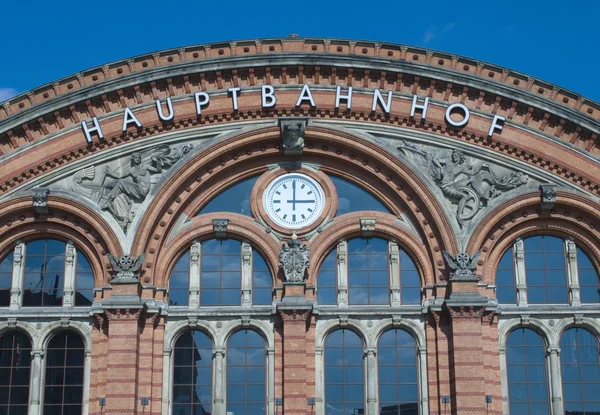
[317, 249, 337, 305]
[23, 239, 66, 307]
[524, 236, 568, 304]
[348, 238, 389, 305]
[324, 329, 364, 415]
[0, 252, 13, 307]
[378, 329, 419, 413]
[0, 330, 32, 414]
[400, 250, 421, 304]
[74, 252, 94, 307]
[201, 239, 241, 306]
[252, 251, 272, 305]
[172, 330, 213, 415]
[227, 330, 266, 414]
[496, 247, 517, 304]
[170, 251, 190, 307]
[44, 331, 85, 415]
[577, 248, 600, 304]
[506, 328, 550, 414]
[330, 175, 391, 216]
[560, 327, 600, 413]
[198, 175, 259, 217]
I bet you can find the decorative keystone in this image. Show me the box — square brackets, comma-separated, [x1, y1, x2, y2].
[442, 251, 480, 280]
[279, 118, 307, 155]
[32, 189, 50, 214]
[212, 219, 229, 239]
[107, 254, 145, 282]
[359, 218, 376, 237]
[540, 184, 557, 210]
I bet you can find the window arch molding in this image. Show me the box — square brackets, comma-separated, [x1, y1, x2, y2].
[309, 211, 435, 287]
[156, 213, 280, 288]
[132, 126, 457, 280]
[370, 319, 427, 350]
[499, 320, 553, 350]
[37, 322, 92, 352]
[467, 191, 600, 281]
[315, 319, 370, 350]
[553, 319, 600, 344]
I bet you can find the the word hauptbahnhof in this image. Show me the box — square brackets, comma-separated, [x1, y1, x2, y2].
[0, 37, 599, 415]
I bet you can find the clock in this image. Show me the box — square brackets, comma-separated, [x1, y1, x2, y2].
[263, 173, 325, 229]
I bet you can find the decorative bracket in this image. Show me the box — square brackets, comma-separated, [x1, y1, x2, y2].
[32, 189, 50, 214]
[279, 118, 307, 155]
[359, 218, 376, 237]
[212, 219, 229, 239]
[539, 184, 557, 211]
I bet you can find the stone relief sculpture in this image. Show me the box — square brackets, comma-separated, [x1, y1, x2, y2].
[71, 144, 192, 230]
[279, 233, 310, 282]
[107, 254, 146, 282]
[442, 251, 480, 280]
[397, 141, 529, 226]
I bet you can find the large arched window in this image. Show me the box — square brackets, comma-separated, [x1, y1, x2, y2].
[506, 328, 550, 414]
[577, 248, 600, 304]
[378, 329, 419, 413]
[0, 330, 32, 414]
[23, 239, 66, 307]
[170, 251, 191, 307]
[330, 175, 391, 216]
[348, 238, 389, 305]
[252, 251, 272, 305]
[197, 175, 259, 217]
[324, 329, 364, 415]
[44, 331, 85, 415]
[74, 252, 94, 307]
[201, 239, 241, 306]
[317, 249, 337, 305]
[227, 330, 266, 414]
[560, 327, 600, 413]
[0, 252, 13, 307]
[496, 247, 517, 304]
[524, 236, 568, 304]
[172, 330, 213, 415]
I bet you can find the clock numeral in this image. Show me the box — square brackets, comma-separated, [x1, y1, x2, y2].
[275, 208, 281, 213]
[301, 214, 306, 219]
[308, 208, 313, 212]
[307, 191, 313, 195]
[292, 214, 296, 222]
[273, 200, 280, 203]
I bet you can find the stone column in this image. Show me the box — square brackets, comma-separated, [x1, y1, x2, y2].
[82, 349, 92, 415]
[213, 347, 226, 414]
[315, 347, 324, 414]
[499, 346, 510, 415]
[565, 239, 581, 306]
[161, 349, 172, 415]
[389, 242, 401, 306]
[29, 349, 44, 415]
[418, 346, 429, 415]
[241, 242, 253, 307]
[63, 241, 76, 308]
[10, 242, 24, 310]
[547, 346, 563, 415]
[189, 241, 201, 308]
[365, 348, 378, 414]
[267, 347, 276, 415]
[514, 239, 528, 306]
[336, 241, 348, 307]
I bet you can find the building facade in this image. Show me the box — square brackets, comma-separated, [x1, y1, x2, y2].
[0, 37, 599, 415]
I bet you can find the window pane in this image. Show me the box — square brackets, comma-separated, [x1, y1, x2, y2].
[523, 236, 568, 304]
[227, 330, 266, 414]
[318, 250, 337, 305]
[0, 331, 31, 415]
[74, 252, 94, 307]
[253, 251, 272, 305]
[347, 238, 390, 305]
[0, 253, 13, 308]
[200, 239, 241, 306]
[23, 240, 66, 307]
[578, 247, 600, 304]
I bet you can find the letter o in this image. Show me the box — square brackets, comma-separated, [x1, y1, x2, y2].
[445, 103, 470, 127]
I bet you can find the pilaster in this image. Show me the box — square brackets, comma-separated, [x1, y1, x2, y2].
[189, 240, 200, 308]
[514, 238, 528, 306]
[389, 242, 401, 306]
[241, 242, 253, 307]
[566, 239, 581, 306]
[336, 240, 348, 307]
[62, 241, 76, 308]
[10, 242, 24, 310]
[547, 346, 563, 415]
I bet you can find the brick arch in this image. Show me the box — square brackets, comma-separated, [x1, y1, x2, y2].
[155, 213, 280, 288]
[0, 195, 122, 286]
[308, 211, 436, 287]
[132, 126, 455, 285]
[467, 191, 600, 285]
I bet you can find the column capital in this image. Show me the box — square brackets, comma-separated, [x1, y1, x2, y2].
[30, 350, 44, 358]
[547, 346, 561, 356]
[364, 348, 377, 357]
[212, 348, 226, 358]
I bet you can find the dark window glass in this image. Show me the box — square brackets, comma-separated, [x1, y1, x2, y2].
[378, 329, 418, 414]
[201, 240, 241, 306]
[317, 249, 337, 305]
[400, 250, 421, 305]
[198, 176, 259, 217]
[524, 236, 568, 304]
[0, 331, 32, 415]
[44, 332, 84, 415]
[324, 329, 364, 415]
[506, 328, 549, 414]
[74, 252, 94, 307]
[577, 248, 600, 304]
[170, 252, 190, 307]
[226, 330, 266, 415]
[348, 238, 389, 305]
[496, 248, 517, 304]
[23, 240, 66, 307]
[252, 251, 272, 305]
[0, 252, 13, 307]
[330, 175, 391, 216]
[560, 328, 600, 414]
[172, 330, 213, 414]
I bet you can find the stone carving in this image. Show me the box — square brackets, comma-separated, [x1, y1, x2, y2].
[212, 219, 229, 238]
[442, 251, 481, 280]
[107, 254, 146, 281]
[397, 141, 529, 226]
[359, 218, 376, 237]
[72, 144, 193, 230]
[32, 189, 50, 214]
[540, 184, 557, 210]
[280, 119, 306, 155]
[279, 233, 310, 282]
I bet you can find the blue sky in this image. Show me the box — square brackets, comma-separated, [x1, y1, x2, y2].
[1, 0, 599, 103]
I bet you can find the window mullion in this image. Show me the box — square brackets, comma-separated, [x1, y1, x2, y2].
[10, 241, 25, 310]
[565, 239, 581, 306]
[241, 242, 252, 307]
[189, 241, 201, 308]
[514, 238, 528, 306]
[336, 241, 348, 308]
[62, 241, 76, 308]
[389, 241, 401, 306]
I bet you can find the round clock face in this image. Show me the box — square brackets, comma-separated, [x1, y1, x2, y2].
[263, 173, 325, 229]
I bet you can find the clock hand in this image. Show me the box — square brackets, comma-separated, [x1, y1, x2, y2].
[292, 180, 296, 211]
